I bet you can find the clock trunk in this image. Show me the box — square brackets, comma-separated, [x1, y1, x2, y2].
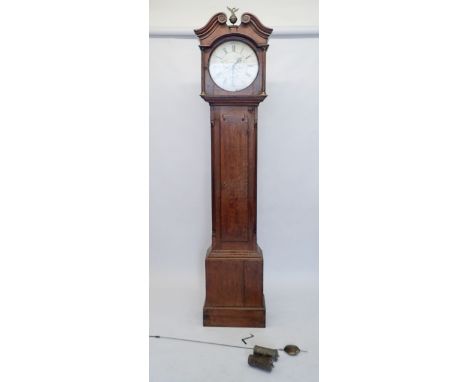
[203, 105, 265, 327]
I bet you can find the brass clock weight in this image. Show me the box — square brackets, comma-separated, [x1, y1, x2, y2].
[150, 335, 307, 372]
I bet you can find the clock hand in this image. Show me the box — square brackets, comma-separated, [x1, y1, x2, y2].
[228, 57, 242, 72]
[231, 57, 243, 85]
[233, 57, 242, 68]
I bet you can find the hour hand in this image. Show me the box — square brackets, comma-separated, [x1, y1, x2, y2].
[232, 57, 242, 71]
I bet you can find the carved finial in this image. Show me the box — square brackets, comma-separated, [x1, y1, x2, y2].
[226, 6, 239, 24]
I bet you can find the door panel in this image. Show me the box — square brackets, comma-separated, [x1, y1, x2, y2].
[220, 111, 249, 242]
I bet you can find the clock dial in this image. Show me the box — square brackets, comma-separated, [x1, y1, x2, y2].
[209, 41, 259, 92]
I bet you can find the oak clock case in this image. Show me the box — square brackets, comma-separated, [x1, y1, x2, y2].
[195, 12, 272, 328]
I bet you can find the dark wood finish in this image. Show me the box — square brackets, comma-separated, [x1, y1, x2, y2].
[195, 12, 272, 328]
[220, 111, 249, 242]
[204, 298, 266, 328]
[205, 246, 264, 308]
[195, 12, 272, 101]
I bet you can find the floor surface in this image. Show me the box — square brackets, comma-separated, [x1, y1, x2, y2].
[149, 271, 318, 382]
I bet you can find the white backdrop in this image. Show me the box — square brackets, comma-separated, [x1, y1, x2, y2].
[149, 0, 319, 29]
[150, 17, 318, 382]
[150, 36, 318, 280]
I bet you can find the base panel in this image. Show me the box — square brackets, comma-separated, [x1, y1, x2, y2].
[203, 296, 266, 327]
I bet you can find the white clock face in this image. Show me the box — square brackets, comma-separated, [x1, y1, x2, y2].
[209, 40, 259, 92]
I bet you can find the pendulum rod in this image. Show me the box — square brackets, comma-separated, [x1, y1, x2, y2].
[150, 335, 253, 350]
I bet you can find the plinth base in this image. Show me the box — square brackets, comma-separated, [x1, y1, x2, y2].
[203, 296, 266, 327]
[203, 246, 266, 327]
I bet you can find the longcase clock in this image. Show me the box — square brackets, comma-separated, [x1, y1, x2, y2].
[195, 11, 272, 327]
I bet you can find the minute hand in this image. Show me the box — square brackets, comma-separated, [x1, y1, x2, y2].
[231, 57, 242, 85]
[232, 57, 242, 70]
